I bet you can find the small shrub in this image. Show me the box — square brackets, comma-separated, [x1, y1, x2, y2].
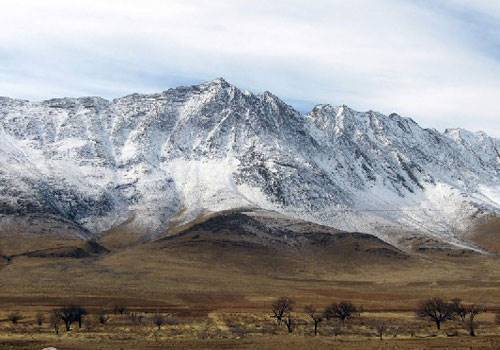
[84, 318, 94, 331]
[152, 312, 165, 330]
[331, 325, 342, 337]
[49, 310, 61, 335]
[392, 325, 401, 338]
[7, 312, 23, 325]
[284, 314, 294, 333]
[462, 304, 486, 337]
[113, 305, 128, 315]
[129, 312, 144, 325]
[229, 323, 248, 337]
[36, 312, 44, 326]
[164, 316, 178, 326]
[96, 309, 109, 325]
[375, 321, 387, 340]
[494, 313, 500, 325]
[304, 305, 322, 336]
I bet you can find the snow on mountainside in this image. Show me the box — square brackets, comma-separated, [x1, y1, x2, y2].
[0, 78, 498, 248]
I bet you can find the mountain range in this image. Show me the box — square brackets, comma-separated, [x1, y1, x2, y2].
[0, 78, 498, 251]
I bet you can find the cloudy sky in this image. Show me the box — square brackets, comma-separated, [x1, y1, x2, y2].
[1, 0, 499, 136]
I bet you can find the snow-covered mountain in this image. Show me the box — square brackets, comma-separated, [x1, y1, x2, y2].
[0, 78, 499, 248]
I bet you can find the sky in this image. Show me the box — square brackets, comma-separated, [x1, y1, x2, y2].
[0, 0, 499, 136]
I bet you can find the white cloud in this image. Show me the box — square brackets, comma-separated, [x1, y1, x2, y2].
[0, 0, 499, 136]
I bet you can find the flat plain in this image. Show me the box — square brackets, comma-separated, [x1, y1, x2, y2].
[1, 214, 499, 349]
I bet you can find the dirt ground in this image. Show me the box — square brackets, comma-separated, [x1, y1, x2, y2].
[0, 312, 499, 349]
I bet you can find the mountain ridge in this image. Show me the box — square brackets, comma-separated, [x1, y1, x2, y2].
[0, 78, 498, 250]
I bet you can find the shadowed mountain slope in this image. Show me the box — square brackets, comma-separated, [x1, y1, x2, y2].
[0, 78, 499, 249]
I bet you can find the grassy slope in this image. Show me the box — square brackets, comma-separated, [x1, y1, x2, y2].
[468, 216, 500, 254]
[0, 233, 499, 310]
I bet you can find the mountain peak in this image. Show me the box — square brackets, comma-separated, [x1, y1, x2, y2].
[445, 127, 480, 137]
[202, 77, 231, 88]
[0, 79, 498, 250]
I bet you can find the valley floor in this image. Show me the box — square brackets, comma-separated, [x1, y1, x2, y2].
[0, 332, 499, 350]
[0, 308, 499, 349]
[1, 228, 499, 349]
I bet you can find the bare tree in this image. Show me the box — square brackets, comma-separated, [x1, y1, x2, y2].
[7, 312, 22, 325]
[49, 311, 61, 335]
[35, 312, 44, 326]
[416, 298, 454, 330]
[73, 306, 87, 328]
[304, 305, 322, 335]
[450, 298, 466, 322]
[271, 297, 294, 325]
[392, 325, 401, 338]
[55, 308, 73, 331]
[55, 305, 87, 331]
[284, 313, 294, 333]
[462, 304, 486, 336]
[375, 321, 387, 340]
[323, 301, 358, 327]
[152, 312, 166, 330]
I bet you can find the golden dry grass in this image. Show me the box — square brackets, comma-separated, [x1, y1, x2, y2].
[468, 216, 500, 254]
[0, 308, 499, 350]
[0, 228, 499, 349]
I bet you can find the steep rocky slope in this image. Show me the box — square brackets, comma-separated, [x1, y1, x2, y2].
[0, 78, 498, 248]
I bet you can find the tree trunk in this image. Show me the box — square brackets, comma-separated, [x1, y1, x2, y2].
[285, 317, 293, 333]
[314, 321, 318, 335]
[436, 320, 441, 330]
